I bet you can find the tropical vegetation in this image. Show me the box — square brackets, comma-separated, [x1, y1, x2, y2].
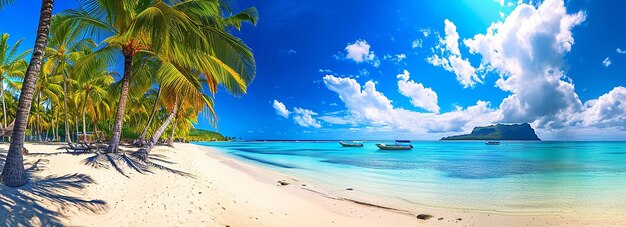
[0, 0, 257, 187]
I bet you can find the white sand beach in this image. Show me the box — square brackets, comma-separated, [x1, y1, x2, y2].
[1, 143, 625, 226]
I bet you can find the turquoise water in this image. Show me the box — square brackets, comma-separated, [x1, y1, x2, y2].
[196, 141, 626, 216]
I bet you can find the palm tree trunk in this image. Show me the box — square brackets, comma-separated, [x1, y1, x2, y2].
[0, 0, 54, 187]
[94, 121, 98, 141]
[82, 91, 89, 142]
[166, 116, 177, 146]
[1, 77, 6, 142]
[75, 114, 79, 142]
[36, 91, 41, 142]
[62, 69, 71, 143]
[142, 105, 178, 154]
[106, 54, 132, 152]
[138, 87, 161, 145]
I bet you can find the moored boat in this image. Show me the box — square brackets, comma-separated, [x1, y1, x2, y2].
[339, 141, 364, 147]
[376, 140, 413, 150]
[485, 141, 500, 145]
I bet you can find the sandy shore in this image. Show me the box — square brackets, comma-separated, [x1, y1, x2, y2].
[1, 142, 624, 226]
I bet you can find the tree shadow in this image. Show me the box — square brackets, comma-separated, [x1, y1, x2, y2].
[81, 150, 193, 178]
[0, 153, 108, 226]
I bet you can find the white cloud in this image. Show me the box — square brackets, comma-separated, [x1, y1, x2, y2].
[272, 100, 290, 118]
[396, 70, 440, 113]
[602, 57, 611, 67]
[319, 69, 333, 73]
[577, 87, 626, 129]
[463, 0, 586, 128]
[292, 108, 322, 128]
[280, 49, 297, 55]
[411, 39, 423, 48]
[427, 19, 481, 88]
[443, 19, 461, 55]
[384, 53, 407, 63]
[344, 40, 379, 67]
[617, 48, 626, 54]
[322, 75, 498, 137]
[420, 28, 431, 38]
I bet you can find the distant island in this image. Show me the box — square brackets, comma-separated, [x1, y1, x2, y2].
[440, 123, 541, 141]
[185, 129, 228, 142]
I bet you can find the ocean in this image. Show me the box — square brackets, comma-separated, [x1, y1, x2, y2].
[196, 141, 626, 216]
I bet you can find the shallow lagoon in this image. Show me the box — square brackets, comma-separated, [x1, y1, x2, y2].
[198, 141, 626, 216]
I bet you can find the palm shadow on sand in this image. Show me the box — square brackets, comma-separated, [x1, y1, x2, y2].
[81, 148, 193, 178]
[0, 152, 108, 226]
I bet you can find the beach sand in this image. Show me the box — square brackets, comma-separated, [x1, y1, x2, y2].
[1, 143, 624, 226]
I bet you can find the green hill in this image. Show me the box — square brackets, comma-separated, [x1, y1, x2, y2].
[185, 129, 227, 142]
[440, 123, 541, 141]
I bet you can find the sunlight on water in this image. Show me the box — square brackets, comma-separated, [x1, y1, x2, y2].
[197, 141, 626, 216]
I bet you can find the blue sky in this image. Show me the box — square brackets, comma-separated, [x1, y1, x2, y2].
[1, 0, 626, 140]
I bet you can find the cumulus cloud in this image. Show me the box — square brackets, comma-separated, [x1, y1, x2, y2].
[273, 100, 322, 128]
[427, 19, 481, 88]
[576, 87, 626, 129]
[322, 75, 498, 136]
[292, 108, 322, 128]
[344, 39, 380, 67]
[443, 19, 461, 55]
[602, 57, 611, 67]
[396, 70, 440, 113]
[272, 100, 290, 118]
[463, 0, 586, 128]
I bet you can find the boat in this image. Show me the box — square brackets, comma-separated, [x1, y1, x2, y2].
[485, 141, 500, 145]
[376, 140, 413, 150]
[339, 141, 364, 147]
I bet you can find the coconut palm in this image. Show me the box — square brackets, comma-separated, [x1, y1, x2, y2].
[33, 66, 63, 141]
[68, 0, 257, 152]
[1, 0, 55, 187]
[0, 34, 28, 140]
[72, 56, 115, 142]
[44, 15, 97, 143]
[0, 0, 15, 9]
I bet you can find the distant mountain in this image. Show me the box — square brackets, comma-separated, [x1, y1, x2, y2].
[440, 123, 541, 141]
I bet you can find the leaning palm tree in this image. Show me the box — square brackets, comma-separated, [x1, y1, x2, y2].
[68, 0, 257, 152]
[0, 33, 28, 141]
[67, 0, 208, 152]
[1, 0, 55, 187]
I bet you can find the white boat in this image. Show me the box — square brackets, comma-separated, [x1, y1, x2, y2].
[339, 141, 364, 147]
[376, 140, 413, 150]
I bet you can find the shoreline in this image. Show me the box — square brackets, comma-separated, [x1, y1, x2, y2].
[1, 142, 624, 226]
[195, 143, 626, 226]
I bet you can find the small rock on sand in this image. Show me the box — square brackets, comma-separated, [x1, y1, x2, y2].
[438, 217, 443, 220]
[346, 188, 353, 191]
[416, 214, 433, 220]
[277, 180, 289, 186]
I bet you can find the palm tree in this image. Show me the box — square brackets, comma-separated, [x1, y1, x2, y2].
[33, 67, 63, 141]
[137, 86, 161, 145]
[73, 58, 114, 142]
[0, 0, 15, 9]
[0, 34, 28, 140]
[1, 0, 55, 187]
[69, 0, 257, 152]
[45, 15, 96, 143]
[67, 0, 206, 152]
